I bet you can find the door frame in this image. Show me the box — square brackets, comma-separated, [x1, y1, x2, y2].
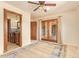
[41, 19, 58, 42]
[4, 9, 22, 51]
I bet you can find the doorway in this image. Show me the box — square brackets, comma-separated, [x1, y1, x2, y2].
[4, 9, 22, 52]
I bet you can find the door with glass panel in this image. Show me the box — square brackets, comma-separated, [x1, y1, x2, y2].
[41, 19, 58, 42]
[41, 21, 47, 39]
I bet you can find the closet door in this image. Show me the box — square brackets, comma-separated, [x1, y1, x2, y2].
[49, 20, 57, 42]
[42, 21, 48, 39]
[42, 20, 58, 42]
[42, 21, 50, 41]
[31, 22, 37, 40]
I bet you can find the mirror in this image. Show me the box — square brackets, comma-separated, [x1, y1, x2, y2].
[7, 12, 20, 32]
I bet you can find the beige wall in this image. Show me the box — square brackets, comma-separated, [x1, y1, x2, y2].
[0, 2, 31, 55]
[0, 2, 4, 55]
[61, 9, 79, 46]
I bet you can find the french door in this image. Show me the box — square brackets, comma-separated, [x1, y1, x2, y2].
[41, 19, 58, 42]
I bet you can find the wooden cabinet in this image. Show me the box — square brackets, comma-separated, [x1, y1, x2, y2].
[9, 31, 20, 45]
[41, 19, 58, 42]
[15, 32, 20, 45]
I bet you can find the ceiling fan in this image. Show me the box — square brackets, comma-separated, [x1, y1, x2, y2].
[28, 1, 56, 12]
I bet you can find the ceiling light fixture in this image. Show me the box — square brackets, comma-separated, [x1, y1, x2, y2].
[45, 6, 50, 11]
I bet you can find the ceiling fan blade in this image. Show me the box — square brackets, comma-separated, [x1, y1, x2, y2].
[28, 1, 39, 5]
[45, 4, 56, 6]
[33, 6, 40, 11]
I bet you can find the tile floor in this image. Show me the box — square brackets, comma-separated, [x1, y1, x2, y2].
[65, 45, 79, 58]
[0, 41, 65, 58]
[1, 41, 79, 58]
[4, 42, 19, 52]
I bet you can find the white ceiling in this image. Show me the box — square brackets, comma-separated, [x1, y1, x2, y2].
[5, 1, 79, 19]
